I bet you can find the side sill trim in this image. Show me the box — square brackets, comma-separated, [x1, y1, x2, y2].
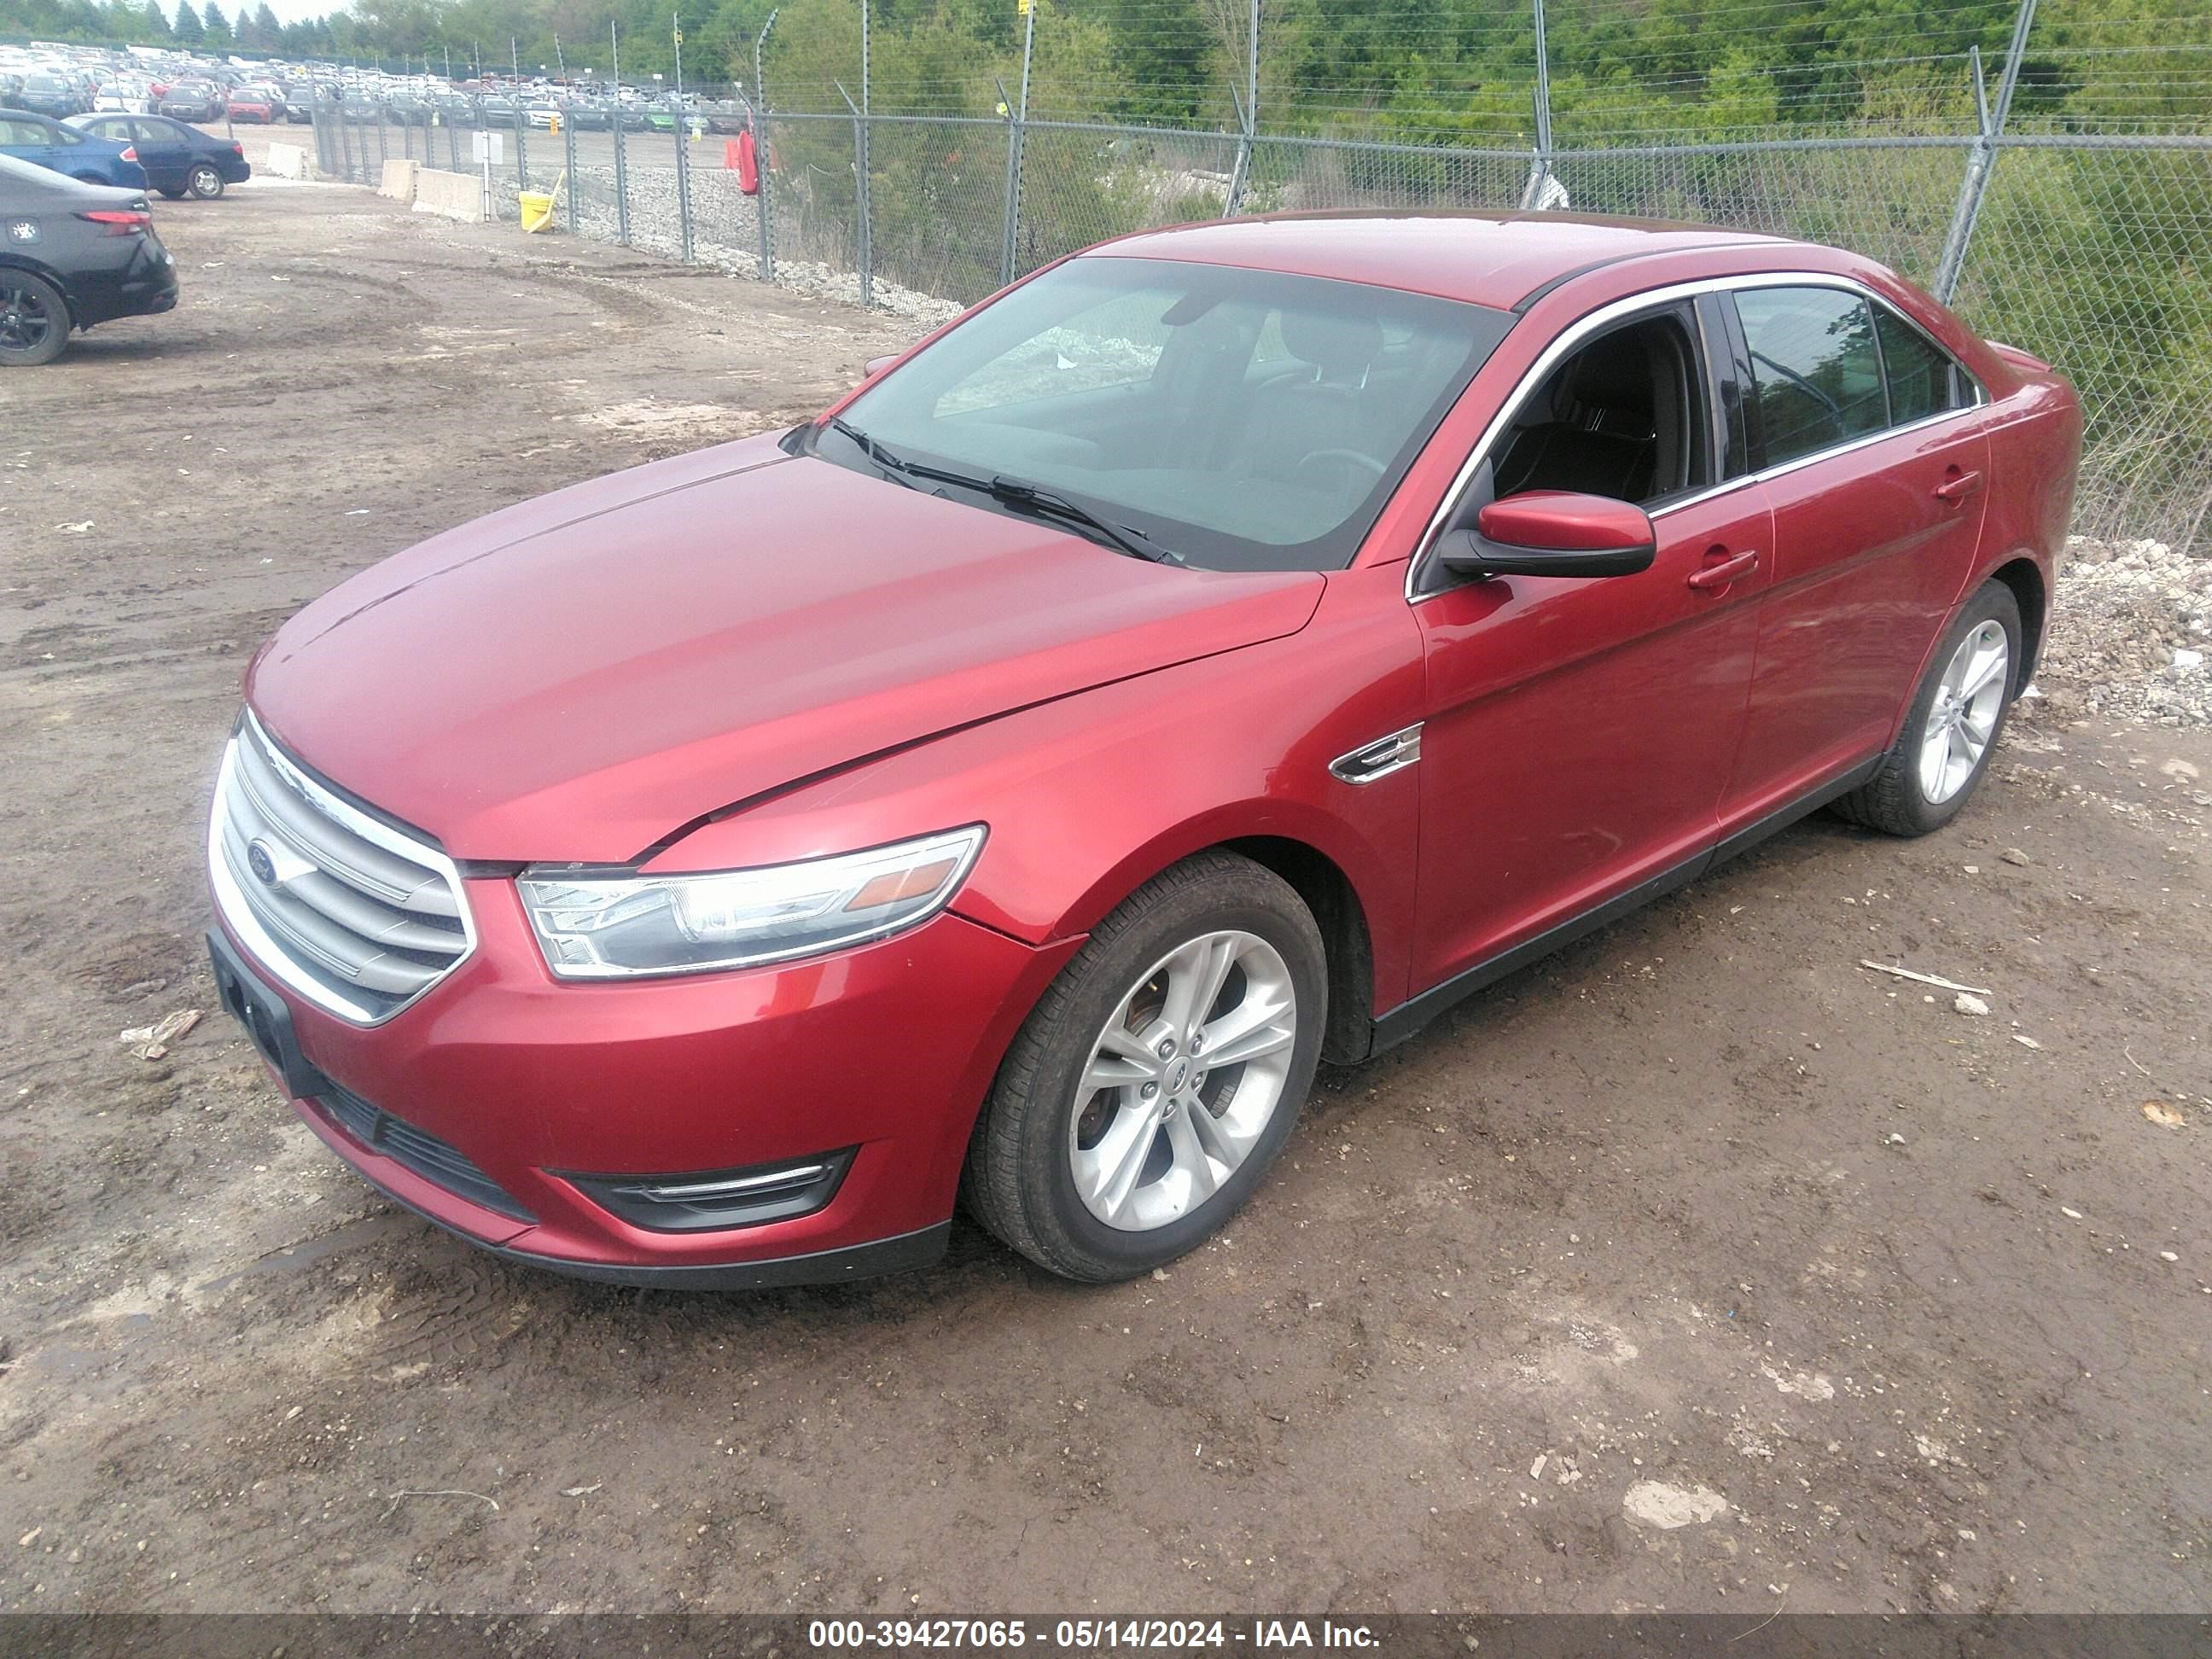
[1709, 756, 1882, 867]
[1368, 754, 1883, 1053]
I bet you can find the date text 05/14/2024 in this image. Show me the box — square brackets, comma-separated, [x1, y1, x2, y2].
[804, 1620, 1382, 1650]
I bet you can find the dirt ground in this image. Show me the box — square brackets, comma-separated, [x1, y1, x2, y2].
[0, 173, 2208, 1620]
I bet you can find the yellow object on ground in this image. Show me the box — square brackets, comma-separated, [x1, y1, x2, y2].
[518, 189, 556, 233]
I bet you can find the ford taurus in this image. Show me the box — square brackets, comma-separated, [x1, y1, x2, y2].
[205, 212, 2081, 1288]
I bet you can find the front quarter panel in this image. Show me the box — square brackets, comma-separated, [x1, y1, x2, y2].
[645, 562, 1428, 1020]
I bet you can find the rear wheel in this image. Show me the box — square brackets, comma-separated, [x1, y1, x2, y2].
[1836, 580, 2021, 836]
[158, 186, 185, 200]
[187, 164, 225, 200]
[0, 270, 69, 367]
[964, 853, 1324, 1281]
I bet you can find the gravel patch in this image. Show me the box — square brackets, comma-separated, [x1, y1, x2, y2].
[2040, 535, 2212, 725]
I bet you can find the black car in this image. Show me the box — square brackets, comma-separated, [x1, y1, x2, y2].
[0, 154, 178, 366]
[157, 81, 225, 124]
[69, 114, 251, 200]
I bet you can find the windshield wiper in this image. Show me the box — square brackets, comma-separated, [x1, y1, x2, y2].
[902, 462, 1179, 565]
[822, 420, 1178, 565]
[824, 416, 916, 482]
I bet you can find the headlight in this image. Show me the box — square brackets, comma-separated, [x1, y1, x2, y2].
[520, 826, 986, 980]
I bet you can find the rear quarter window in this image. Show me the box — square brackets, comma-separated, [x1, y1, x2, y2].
[1873, 303, 1966, 424]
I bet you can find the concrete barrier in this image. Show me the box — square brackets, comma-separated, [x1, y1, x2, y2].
[375, 159, 419, 205]
[412, 167, 485, 224]
[265, 141, 308, 180]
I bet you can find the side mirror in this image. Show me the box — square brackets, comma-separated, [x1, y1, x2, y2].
[1440, 490, 1657, 579]
[863, 353, 899, 381]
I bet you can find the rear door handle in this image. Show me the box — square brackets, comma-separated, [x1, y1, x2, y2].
[1934, 470, 1983, 504]
[1688, 549, 1760, 591]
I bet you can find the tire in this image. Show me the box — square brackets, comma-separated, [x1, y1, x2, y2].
[0, 269, 70, 367]
[964, 852, 1326, 1282]
[158, 186, 186, 199]
[1835, 580, 2022, 837]
[188, 164, 224, 200]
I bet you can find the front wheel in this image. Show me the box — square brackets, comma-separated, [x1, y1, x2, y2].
[964, 852, 1325, 1281]
[188, 164, 225, 200]
[1836, 580, 2021, 836]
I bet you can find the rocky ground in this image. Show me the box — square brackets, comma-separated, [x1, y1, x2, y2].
[0, 175, 2205, 1618]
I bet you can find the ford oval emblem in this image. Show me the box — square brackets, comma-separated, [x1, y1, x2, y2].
[246, 839, 281, 887]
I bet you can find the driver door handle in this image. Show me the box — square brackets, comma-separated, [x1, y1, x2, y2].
[1687, 549, 1760, 591]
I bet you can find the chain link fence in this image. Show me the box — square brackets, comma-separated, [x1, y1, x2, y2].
[307, 79, 2211, 556]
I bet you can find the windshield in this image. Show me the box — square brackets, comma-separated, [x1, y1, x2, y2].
[822, 255, 1514, 572]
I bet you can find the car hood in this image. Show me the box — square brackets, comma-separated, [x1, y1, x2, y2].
[247, 433, 1324, 862]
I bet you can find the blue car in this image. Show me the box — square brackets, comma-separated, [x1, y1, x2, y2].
[69, 114, 251, 200]
[0, 108, 147, 190]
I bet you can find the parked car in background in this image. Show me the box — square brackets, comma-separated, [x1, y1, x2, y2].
[15, 73, 86, 119]
[92, 79, 154, 114]
[226, 86, 280, 124]
[281, 86, 317, 125]
[0, 109, 146, 189]
[204, 212, 2081, 1291]
[157, 80, 224, 124]
[0, 153, 177, 366]
[71, 113, 249, 199]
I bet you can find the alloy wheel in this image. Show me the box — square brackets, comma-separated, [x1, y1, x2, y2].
[1919, 619, 2009, 804]
[0, 279, 56, 355]
[1068, 929, 1298, 1232]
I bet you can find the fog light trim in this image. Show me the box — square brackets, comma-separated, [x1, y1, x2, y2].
[565, 1148, 855, 1232]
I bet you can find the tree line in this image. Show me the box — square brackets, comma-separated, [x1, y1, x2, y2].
[2, 0, 2203, 141]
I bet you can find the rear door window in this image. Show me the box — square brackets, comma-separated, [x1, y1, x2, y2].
[1733, 286, 1888, 468]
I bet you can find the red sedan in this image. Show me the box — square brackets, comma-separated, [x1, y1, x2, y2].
[206, 212, 2080, 1288]
[225, 87, 280, 124]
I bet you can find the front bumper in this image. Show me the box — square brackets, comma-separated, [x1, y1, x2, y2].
[208, 880, 1077, 1288]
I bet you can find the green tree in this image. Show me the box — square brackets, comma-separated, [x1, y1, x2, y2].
[172, 0, 203, 43]
[202, 0, 229, 44]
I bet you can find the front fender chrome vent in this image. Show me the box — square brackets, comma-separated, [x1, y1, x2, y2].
[1330, 723, 1423, 785]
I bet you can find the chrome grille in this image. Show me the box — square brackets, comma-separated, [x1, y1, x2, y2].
[208, 713, 474, 1024]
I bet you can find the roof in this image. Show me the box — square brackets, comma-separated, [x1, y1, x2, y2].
[1089, 210, 1797, 311]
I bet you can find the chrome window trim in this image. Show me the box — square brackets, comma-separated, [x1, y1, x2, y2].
[1406, 271, 1988, 603]
[207, 711, 478, 1027]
